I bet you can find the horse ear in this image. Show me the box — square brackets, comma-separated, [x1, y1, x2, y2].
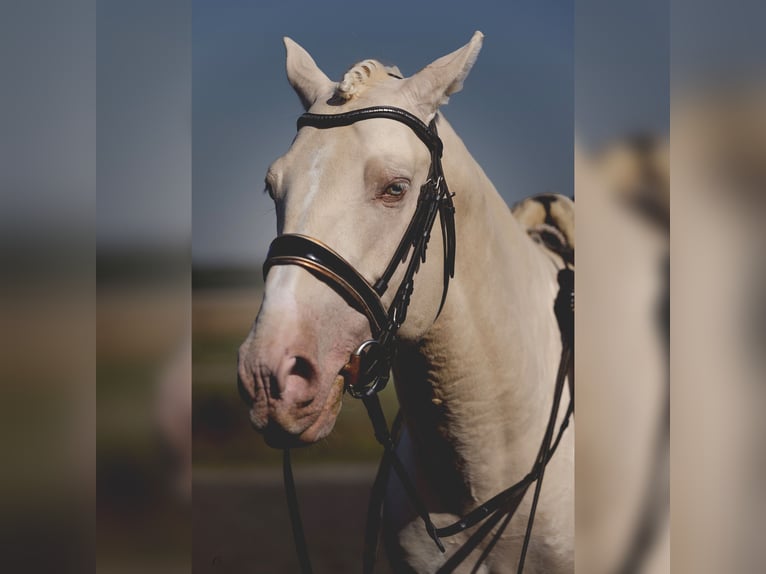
[284, 37, 334, 110]
[404, 31, 484, 119]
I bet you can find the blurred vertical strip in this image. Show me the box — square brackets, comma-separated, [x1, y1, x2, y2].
[0, 0, 95, 572]
[575, 1, 669, 573]
[672, 1, 766, 573]
[97, 0, 191, 572]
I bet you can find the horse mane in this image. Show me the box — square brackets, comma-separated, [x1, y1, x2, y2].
[335, 59, 402, 101]
[512, 194, 575, 267]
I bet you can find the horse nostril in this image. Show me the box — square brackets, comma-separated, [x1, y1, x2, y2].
[264, 355, 316, 403]
[290, 356, 315, 381]
[269, 373, 281, 400]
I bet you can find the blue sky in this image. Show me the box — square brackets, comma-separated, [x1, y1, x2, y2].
[192, 0, 574, 264]
[95, 1, 671, 259]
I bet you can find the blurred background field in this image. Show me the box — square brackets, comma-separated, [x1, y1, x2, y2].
[97, 249, 190, 573]
[96, 253, 400, 572]
[192, 264, 398, 573]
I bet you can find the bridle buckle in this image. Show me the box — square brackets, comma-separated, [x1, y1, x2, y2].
[341, 339, 391, 398]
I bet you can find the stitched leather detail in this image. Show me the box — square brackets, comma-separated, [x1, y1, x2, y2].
[263, 234, 388, 334]
[298, 106, 442, 157]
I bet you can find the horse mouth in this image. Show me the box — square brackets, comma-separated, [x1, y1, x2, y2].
[262, 422, 308, 449]
[261, 374, 345, 448]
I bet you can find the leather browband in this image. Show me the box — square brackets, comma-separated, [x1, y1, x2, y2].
[298, 106, 443, 158]
[263, 234, 389, 334]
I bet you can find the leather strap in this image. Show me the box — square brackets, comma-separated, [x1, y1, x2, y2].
[362, 266, 575, 573]
[298, 106, 443, 157]
[283, 449, 313, 574]
[264, 234, 388, 334]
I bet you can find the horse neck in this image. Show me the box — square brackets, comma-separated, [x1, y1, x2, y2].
[394, 116, 562, 506]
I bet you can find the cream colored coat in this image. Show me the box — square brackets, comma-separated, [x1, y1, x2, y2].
[238, 33, 574, 573]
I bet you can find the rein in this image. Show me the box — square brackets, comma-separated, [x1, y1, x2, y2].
[261, 106, 573, 573]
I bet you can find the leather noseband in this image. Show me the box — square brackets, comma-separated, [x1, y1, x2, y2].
[263, 234, 389, 334]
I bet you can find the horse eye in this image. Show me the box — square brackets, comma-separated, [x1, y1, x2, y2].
[385, 182, 409, 197]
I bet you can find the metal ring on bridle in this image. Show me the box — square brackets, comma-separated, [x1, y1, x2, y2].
[345, 339, 390, 398]
[353, 338, 382, 357]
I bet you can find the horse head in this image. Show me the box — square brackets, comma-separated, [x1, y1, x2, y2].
[237, 33, 483, 447]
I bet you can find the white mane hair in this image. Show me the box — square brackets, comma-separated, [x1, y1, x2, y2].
[335, 59, 402, 100]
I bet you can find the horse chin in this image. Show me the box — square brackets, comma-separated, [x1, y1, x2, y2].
[262, 374, 345, 448]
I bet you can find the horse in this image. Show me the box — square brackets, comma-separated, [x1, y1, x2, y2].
[573, 137, 669, 574]
[237, 32, 574, 573]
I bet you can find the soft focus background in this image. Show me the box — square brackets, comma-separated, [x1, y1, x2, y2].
[97, 1, 191, 573]
[1, 1, 95, 573]
[670, 1, 766, 572]
[575, 2, 670, 573]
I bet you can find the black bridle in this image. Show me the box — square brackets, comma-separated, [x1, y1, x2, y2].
[261, 106, 573, 573]
[264, 106, 456, 399]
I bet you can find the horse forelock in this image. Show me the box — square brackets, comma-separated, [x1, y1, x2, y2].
[335, 59, 402, 101]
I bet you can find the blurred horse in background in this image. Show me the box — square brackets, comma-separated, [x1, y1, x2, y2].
[576, 135, 669, 574]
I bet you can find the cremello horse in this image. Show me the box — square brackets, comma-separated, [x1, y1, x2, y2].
[237, 32, 574, 573]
